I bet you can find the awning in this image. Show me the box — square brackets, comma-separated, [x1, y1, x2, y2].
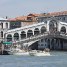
[3, 42, 12, 45]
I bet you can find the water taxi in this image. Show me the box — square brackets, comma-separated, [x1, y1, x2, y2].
[8, 48, 29, 55]
[29, 50, 50, 56]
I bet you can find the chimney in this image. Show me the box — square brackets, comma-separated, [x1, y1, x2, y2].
[6, 16, 8, 19]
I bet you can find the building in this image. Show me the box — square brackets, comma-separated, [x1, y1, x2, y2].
[0, 17, 10, 41]
[8, 18, 21, 29]
[38, 11, 67, 22]
[8, 13, 41, 29]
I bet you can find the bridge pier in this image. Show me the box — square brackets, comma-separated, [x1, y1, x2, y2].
[47, 38, 65, 50]
[49, 38, 67, 50]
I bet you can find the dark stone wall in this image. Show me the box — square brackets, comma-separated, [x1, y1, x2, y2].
[29, 41, 38, 50]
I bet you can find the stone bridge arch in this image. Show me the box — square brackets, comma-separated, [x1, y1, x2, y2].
[34, 28, 40, 35]
[27, 30, 33, 37]
[41, 26, 46, 33]
[7, 34, 12, 42]
[14, 33, 19, 41]
[49, 20, 58, 33]
[60, 26, 66, 33]
[20, 31, 26, 39]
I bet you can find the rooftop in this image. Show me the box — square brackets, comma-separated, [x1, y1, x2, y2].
[8, 10, 67, 22]
[8, 13, 41, 22]
[40, 11, 67, 17]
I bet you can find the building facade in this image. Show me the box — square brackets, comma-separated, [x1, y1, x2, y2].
[9, 13, 40, 28]
[0, 17, 10, 42]
[38, 11, 67, 23]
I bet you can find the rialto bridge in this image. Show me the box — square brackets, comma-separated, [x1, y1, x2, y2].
[3, 19, 67, 50]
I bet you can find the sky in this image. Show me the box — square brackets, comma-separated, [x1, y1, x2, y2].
[0, 0, 67, 18]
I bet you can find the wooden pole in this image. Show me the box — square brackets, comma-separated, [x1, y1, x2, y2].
[2, 43, 4, 55]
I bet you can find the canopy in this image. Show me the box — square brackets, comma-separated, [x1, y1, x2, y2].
[3, 42, 12, 45]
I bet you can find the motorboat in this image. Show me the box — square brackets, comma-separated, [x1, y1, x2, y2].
[29, 50, 37, 56]
[6, 45, 29, 55]
[29, 50, 50, 56]
[35, 51, 50, 56]
[8, 48, 29, 55]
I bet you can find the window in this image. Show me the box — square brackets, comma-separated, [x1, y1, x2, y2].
[41, 39, 43, 42]
[45, 44, 46, 46]
[6, 23, 8, 28]
[41, 44, 43, 46]
[62, 17, 65, 21]
[1, 31, 3, 37]
[1, 23, 3, 28]
[45, 38, 47, 42]
[27, 17, 32, 21]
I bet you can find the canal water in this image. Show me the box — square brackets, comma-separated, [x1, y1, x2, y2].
[0, 51, 67, 67]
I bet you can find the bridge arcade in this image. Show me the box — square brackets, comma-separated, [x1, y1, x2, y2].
[5, 22, 47, 42]
[4, 20, 67, 50]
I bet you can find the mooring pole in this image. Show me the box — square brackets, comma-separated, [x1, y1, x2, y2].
[1, 41, 4, 55]
[2, 43, 3, 55]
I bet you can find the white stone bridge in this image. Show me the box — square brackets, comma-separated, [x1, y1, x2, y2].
[4, 19, 67, 47]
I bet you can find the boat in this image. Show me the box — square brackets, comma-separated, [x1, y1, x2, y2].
[29, 50, 50, 56]
[6, 45, 29, 55]
[35, 52, 50, 56]
[29, 50, 37, 56]
[8, 48, 29, 55]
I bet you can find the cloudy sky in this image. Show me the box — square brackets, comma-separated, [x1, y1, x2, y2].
[0, 0, 67, 18]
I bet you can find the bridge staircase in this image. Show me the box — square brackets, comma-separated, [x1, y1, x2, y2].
[13, 32, 48, 47]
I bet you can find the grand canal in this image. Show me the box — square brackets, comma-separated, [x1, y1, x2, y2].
[0, 51, 67, 67]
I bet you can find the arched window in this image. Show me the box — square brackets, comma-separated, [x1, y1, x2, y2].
[60, 26, 66, 33]
[41, 26, 46, 33]
[7, 34, 12, 42]
[14, 33, 19, 40]
[34, 28, 39, 35]
[1, 23, 3, 28]
[27, 30, 33, 37]
[21, 31, 26, 39]
[1, 31, 3, 37]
